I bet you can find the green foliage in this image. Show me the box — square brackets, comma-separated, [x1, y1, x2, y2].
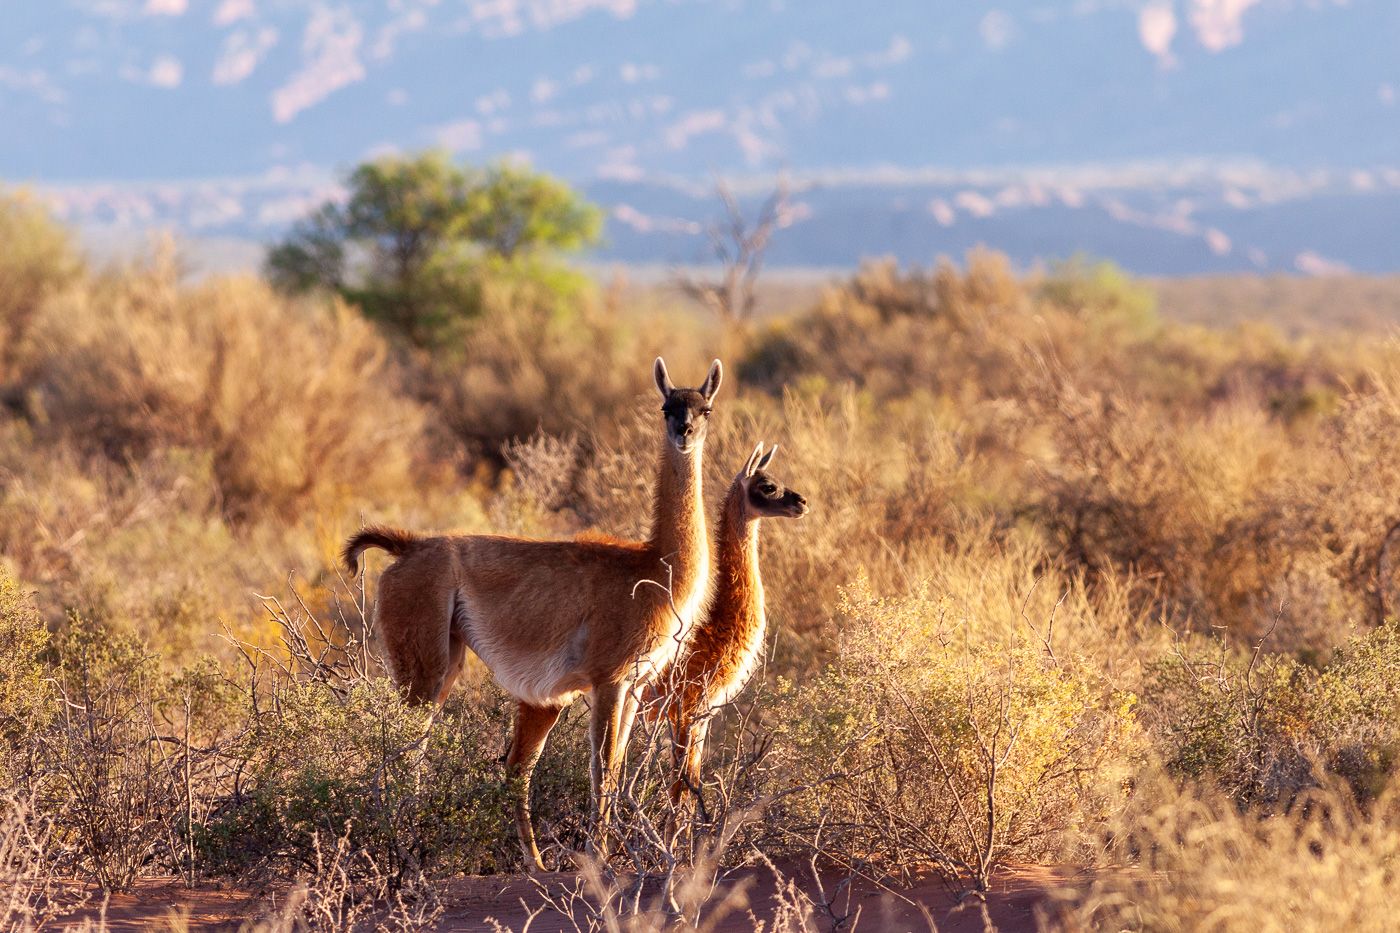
[0, 570, 52, 784]
[266, 152, 602, 347]
[1145, 644, 1314, 803]
[205, 676, 590, 880]
[463, 162, 603, 259]
[1145, 622, 1400, 804]
[1039, 255, 1159, 338]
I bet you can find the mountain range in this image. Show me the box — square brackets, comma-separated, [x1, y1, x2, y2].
[4, 0, 1398, 274]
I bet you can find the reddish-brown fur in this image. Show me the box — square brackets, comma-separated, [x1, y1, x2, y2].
[345, 358, 721, 871]
[649, 443, 807, 811]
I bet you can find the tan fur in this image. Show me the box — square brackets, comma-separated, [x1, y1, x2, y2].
[349, 358, 720, 871]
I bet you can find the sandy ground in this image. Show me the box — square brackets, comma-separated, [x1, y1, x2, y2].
[57, 862, 1078, 931]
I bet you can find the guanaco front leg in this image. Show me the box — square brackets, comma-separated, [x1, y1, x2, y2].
[507, 701, 564, 872]
[617, 687, 642, 760]
[669, 714, 712, 822]
[588, 680, 630, 857]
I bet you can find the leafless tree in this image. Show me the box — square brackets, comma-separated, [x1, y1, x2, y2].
[674, 178, 789, 332]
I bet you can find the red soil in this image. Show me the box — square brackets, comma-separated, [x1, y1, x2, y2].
[60, 862, 1080, 931]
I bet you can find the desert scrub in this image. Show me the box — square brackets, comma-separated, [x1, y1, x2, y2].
[35, 623, 184, 891]
[1043, 775, 1400, 933]
[0, 570, 52, 790]
[769, 577, 1137, 891]
[19, 245, 426, 523]
[207, 677, 496, 881]
[419, 281, 662, 463]
[1144, 620, 1400, 804]
[205, 670, 593, 881]
[0, 191, 81, 385]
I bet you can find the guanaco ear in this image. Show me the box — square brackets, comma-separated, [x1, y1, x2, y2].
[700, 359, 723, 402]
[756, 443, 778, 471]
[743, 441, 765, 477]
[654, 357, 675, 400]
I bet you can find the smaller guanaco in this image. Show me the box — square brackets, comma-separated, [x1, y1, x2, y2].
[649, 441, 808, 810]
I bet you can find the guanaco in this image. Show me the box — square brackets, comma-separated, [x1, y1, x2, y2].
[649, 441, 807, 811]
[342, 357, 721, 872]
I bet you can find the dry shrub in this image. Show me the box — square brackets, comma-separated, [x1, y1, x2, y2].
[19, 243, 424, 523]
[203, 580, 593, 883]
[1313, 345, 1400, 620]
[0, 234, 438, 656]
[770, 577, 1138, 892]
[1031, 387, 1303, 630]
[744, 250, 1167, 409]
[1, 582, 235, 897]
[740, 251, 1400, 654]
[511, 849, 834, 933]
[420, 278, 664, 461]
[250, 827, 443, 933]
[742, 251, 1032, 402]
[0, 192, 80, 385]
[206, 674, 525, 882]
[1044, 776, 1400, 932]
[36, 625, 185, 892]
[0, 422, 332, 655]
[1, 795, 82, 933]
[1022, 333, 1400, 653]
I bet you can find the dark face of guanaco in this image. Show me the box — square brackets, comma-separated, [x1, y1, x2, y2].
[655, 357, 723, 455]
[738, 443, 808, 520]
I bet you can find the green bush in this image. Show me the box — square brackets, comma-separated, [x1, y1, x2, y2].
[0, 570, 52, 788]
[267, 153, 602, 349]
[205, 674, 593, 881]
[1038, 255, 1159, 339]
[1144, 621, 1400, 804]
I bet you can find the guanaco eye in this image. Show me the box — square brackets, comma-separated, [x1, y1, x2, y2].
[760, 483, 777, 494]
[701, 407, 713, 417]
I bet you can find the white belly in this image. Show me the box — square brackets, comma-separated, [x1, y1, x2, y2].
[460, 594, 588, 707]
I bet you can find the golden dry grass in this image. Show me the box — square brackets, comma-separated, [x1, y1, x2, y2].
[5, 197, 1400, 929]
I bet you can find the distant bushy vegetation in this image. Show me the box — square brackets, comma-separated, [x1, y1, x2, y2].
[266, 152, 602, 349]
[6, 173, 1400, 929]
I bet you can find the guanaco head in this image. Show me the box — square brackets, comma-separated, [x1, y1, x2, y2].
[654, 357, 723, 455]
[739, 442, 808, 519]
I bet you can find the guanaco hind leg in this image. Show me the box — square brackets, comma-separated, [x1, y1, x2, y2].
[432, 634, 468, 706]
[506, 701, 565, 872]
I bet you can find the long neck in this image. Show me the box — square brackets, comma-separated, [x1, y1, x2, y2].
[647, 437, 707, 576]
[707, 482, 764, 644]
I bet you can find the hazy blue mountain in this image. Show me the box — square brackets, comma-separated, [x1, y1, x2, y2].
[4, 0, 1398, 273]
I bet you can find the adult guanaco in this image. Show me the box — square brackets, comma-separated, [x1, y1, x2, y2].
[649, 442, 807, 812]
[342, 357, 721, 872]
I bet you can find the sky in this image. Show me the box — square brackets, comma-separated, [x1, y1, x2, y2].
[2, 0, 1398, 273]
